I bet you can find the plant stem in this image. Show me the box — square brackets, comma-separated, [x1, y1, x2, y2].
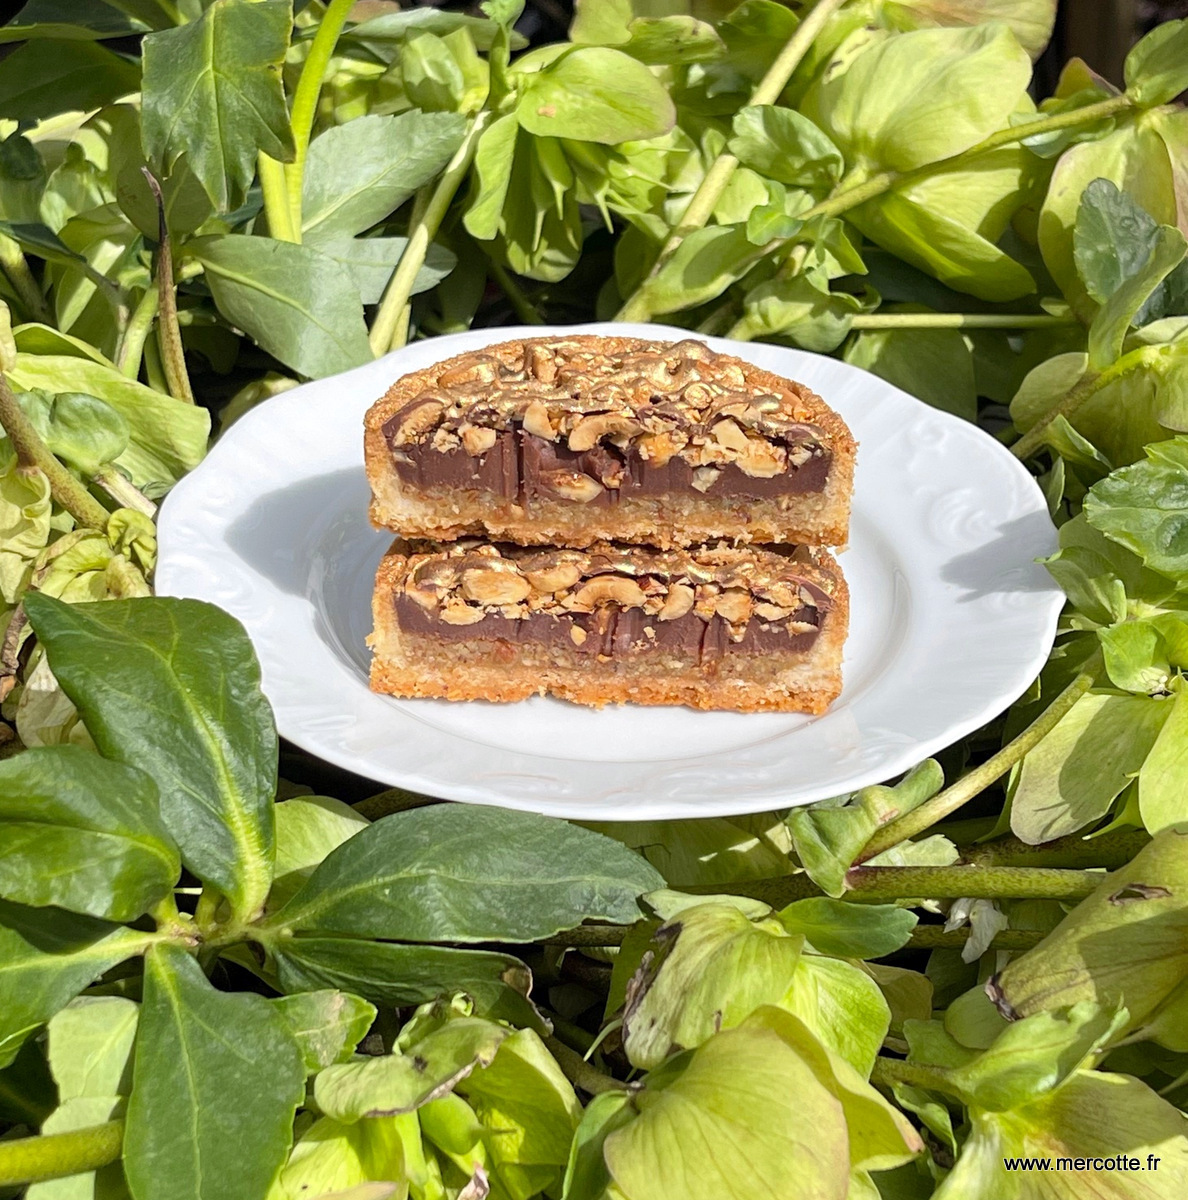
[0, 373, 111, 530]
[370, 111, 491, 355]
[961, 829, 1149, 872]
[194, 885, 221, 931]
[93, 467, 157, 517]
[0, 234, 50, 324]
[544, 1036, 628, 1095]
[487, 258, 544, 324]
[907, 926, 1046, 951]
[685, 863, 1104, 906]
[0, 1120, 123, 1187]
[259, 153, 298, 243]
[858, 657, 1102, 862]
[616, 0, 849, 322]
[285, 0, 356, 235]
[850, 313, 1077, 330]
[1010, 346, 1158, 460]
[870, 1057, 961, 1096]
[116, 286, 159, 380]
[142, 169, 194, 403]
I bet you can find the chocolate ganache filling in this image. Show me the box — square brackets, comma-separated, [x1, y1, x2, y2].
[393, 594, 823, 662]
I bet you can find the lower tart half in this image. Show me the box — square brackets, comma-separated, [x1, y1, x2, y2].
[369, 539, 848, 714]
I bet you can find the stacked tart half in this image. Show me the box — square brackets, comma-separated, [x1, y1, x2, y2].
[364, 336, 854, 713]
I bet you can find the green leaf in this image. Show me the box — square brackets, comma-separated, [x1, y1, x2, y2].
[1009, 693, 1173, 844]
[7, 352, 209, 490]
[1124, 19, 1188, 109]
[1088, 225, 1187, 370]
[268, 804, 663, 943]
[992, 826, 1188, 1037]
[622, 17, 726, 66]
[115, 152, 212, 242]
[0, 219, 116, 292]
[23, 595, 277, 925]
[1139, 687, 1188, 834]
[804, 24, 1031, 172]
[516, 47, 675, 144]
[621, 903, 805, 1071]
[462, 111, 518, 241]
[0, 133, 47, 225]
[882, 0, 1057, 60]
[1085, 437, 1188, 579]
[18, 388, 128, 476]
[0, 899, 143, 1069]
[271, 936, 538, 1028]
[777, 899, 918, 959]
[124, 945, 305, 1200]
[637, 224, 763, 316]
[271, 990, 377, 1076]
[562, 1090, 634, 1200]
[311, 235, 455, 306]
[1, 0, 152, 43]
[316, 1017, 509, 1122]
[301, 111, 467, 241]
[0, 39, 138, 122]
[270, 795, 369, 912]
[728, 106, 843, 189]
[496, 133, 582, 282]
[140, 0, 294, 210]
[341, 8, 523, 58]
[845, 323, 978, 418]
[188, 234, 372, 380]
[569, 0, 631, 45]
[0, 745, 178, 922]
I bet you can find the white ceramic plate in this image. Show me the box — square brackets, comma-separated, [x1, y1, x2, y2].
[156, 321, 1063, 820]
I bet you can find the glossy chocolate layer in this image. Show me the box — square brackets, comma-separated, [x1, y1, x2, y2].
[385, 427, 831, 503]
[393, 595, 822, 662]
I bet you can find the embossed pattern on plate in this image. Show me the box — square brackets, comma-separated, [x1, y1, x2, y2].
[156, 322, 1064, 819]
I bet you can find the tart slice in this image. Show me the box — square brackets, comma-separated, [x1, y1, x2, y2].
[364, 335, 854, 549]
[369, 539, 848, 714]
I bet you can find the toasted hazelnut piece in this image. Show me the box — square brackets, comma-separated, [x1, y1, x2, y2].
[799, 587, 820, 608]
[539, 470, 605, 503]
[635, 430, 684, 467]
[570, 575, 647, 610]
[736, 437, 786, 478]
[567, 413, 643, 453]
[460, 424, 498, 456]
[525, 562, 583, 593]
[694, 581, 721, 619]
[440, 601, 487, 625]
[787, 619, 817, 634]
[711, 418, 750, 453]
[754, 602, 793, 622]
[672, 338, 715, 362]
[522, 400, 557, 441]
[657, 581, 695, 620]
[460, 567, 531, 605]
[715, 587, 753, 625]
[390, 397, 444, 444]
[412, 559, 459, 589]
[757, 581, 798, 609]
[691, 466, 722, 493]
[439, 357, 497, 387]
[529, 344, 557, 383]
[404, 580, 442, 612]
[570, 625, 588, 646]
[788, 444, 813, 468]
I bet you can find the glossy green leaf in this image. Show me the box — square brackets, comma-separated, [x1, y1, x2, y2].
[0, 39, 138, 121]
[271, 936, 538, 1028]
[1088, 225, 1187, 370]
[310, 236, 455, 306]
[115, 152, 212, 242]
[317, 1018, 509, 1123]
[728, 106, 843, 189]
[621, 903, 805, 1070]
[777, 898, 918, 959]
[0, 745, 178, 921]
[845, 323, 978, 418]
[270, 1113, 409, 1200]
[636, 224, 763, 316]
[341, 8, 521, 57]
[188, 234, 372, 379]
[18, 388, 128, 476]
[804, 24, 1031, 172]
[1124, 19, 1188, 109]
[140, 0, 294, 210]
[6, 352, 209, 490]
[124, 945, 305, 1200]
[0, 899, 143, 1069]
[992, 826, 1188, 1035]
[1085, 437, 1188, 578]
[301, 112, 466, 241]
[271, 990, 377, 1076]
[516, 47, 675, 145]
[1139, 687, 1188, 833]
[1010, 693, 1173, 844]
[1, 1, 151, 43]
[24, 594, 277, 925]
[270, 796, 369, 912]
[269, 804, 663, 943]
[562, 1089, 634, 1200]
